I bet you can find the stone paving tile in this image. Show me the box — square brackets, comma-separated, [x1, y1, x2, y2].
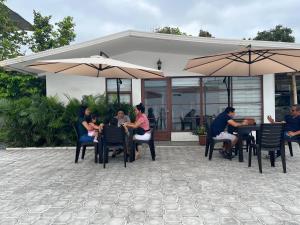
[1, 144, 300, 224]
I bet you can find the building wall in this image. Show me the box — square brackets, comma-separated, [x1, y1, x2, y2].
[262, 74, 275, 122]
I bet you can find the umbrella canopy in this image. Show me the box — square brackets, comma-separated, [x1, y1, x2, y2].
[27, 55, 164, 79]
[185, 46, 300, 106]
[185, 46, 300, 76]
[27, 55, 164, 104]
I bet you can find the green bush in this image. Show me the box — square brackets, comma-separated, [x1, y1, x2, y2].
[0, 94, 134, 147]
[0, 70, 46, 99]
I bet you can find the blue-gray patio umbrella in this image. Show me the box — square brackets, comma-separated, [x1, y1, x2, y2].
[27, 55, 164, 104]
[185, 45, 300, 106]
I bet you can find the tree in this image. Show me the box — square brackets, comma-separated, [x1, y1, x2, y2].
[199, 29, 213, 38]
[0, 0, 27, 60]
[29, 11, 76, 52]
[254, 25, 295, 43]
[155, 26, 186, 35]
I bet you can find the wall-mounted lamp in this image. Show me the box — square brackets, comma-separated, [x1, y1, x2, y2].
[157, 59, 162, 70]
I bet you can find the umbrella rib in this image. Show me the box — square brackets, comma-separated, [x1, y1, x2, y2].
[267, 52, 300, 58]
[185, 56, 230, 70]
[117, 67, 138, 79]
[264, 57, 299, 72]
[227, 51, 249, 64]
[27, 62, 59, 67]
[208, 60, 235, 76]
[138, 69, 164, 78]
[54, 64, 85, 74]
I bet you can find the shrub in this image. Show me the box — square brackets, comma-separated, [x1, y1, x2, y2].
[0, 94, 134, 147]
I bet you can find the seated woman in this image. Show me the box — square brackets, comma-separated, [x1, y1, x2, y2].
[77, 106, 95, 143]
[124, 103, 151, 159]
[115, 109, 131, 127]
[77, 106, 103, 142]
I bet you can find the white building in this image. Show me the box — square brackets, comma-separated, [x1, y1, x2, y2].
[1, 30, 300, 141]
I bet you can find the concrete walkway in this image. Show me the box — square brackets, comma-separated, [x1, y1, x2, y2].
[1, 144, 300, 225]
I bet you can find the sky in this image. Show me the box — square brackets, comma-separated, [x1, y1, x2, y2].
[6, 0, 300, 44]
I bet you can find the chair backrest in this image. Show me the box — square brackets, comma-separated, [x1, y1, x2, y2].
[259, 123, 284, 149]
[74, 122, 80, 139]
[103, 125, 125, 145]
[149, 128, 154, 141]
[204, 116, 214, 138]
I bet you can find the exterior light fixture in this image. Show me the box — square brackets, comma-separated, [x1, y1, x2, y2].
[157, 59, 162, 70]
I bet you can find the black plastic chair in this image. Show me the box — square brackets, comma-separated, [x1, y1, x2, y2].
[285, 138, 300, 157]
[248, 123, 286, 173]
[100, 125, 127, 168]
[180, 116, 192, 131]
[130, 129, 155, 161]
[204, 116, 232, 160]
[74, 124, 98, 163]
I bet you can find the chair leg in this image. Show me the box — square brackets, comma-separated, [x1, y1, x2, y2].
[149, 140, 156, 161]
[94, 143, 98, 163]
[248, 145, 252, 167]
[270, 151, 275, 167]
[75, 142, 81, 163]
[81, 146, 86, 159]
[208, 142, 214, 160]
[123, 143, 127, 168]
[257, 148, 262, 173]
[205, 138, 210, 157]
[288, 142, 293, 157]
[281, 145, 287, 173]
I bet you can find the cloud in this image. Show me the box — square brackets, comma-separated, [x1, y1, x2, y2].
[5, 0, 300, 43]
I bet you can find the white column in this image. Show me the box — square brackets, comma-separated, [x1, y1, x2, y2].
[132, 79, 142, 105]
[263, 74, 275, 122]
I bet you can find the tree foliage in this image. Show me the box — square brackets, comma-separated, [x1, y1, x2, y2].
[199, 29, 213, 38]
[0, 0, 27, 60]
[0, 70, 45, 99]
[29, 11, 76, 52]
[254, 25, 295, 43]
[155, 26, 187, 35]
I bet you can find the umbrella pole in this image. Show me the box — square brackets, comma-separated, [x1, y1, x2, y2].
[116, 78, 121, 105]
[292, 74, 298, 104]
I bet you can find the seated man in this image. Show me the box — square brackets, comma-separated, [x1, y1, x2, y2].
[211, 107, 248, 158]
[267, 104, 300, 155]
[183, 109, 197, 130]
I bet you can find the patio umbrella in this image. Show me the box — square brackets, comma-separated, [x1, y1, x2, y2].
[185, 45, 300, 106]
[27, 55, 164, 104]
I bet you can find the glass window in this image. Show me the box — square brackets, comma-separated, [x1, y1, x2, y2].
[172, 78, 200, 131]
[232, 77, 262, 123]
[144, 80, 167, 131]
[203, 77, 228, 117]
[275, 74, 292, 121]
[106, 79, 132, 104]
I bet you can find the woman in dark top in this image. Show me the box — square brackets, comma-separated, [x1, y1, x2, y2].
[77, 106, 95, 143]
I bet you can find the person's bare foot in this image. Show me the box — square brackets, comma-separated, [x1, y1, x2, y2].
[135, 145, 142, 160]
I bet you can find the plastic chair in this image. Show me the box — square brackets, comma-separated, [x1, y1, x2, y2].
[130, 129, 155, 161]
[74, 124, 98, 163]
[100, 125, 127, 168]
[248, 123, 286, 173]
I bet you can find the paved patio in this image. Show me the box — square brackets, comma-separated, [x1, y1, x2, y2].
[1, 144, 300, 225]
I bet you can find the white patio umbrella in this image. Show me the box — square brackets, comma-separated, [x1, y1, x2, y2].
[185, 45, 300, 106]
[27, 55, 164, 104]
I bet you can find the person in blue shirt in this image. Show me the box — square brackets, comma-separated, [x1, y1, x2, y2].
[267, 104, 300, 141]
[211, 107, 248, 155]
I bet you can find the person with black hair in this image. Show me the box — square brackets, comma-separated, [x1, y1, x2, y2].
[147, 107, 156, 128]
[123, 103, 150, 160]
[115, 109, 131, 127]
[211, 107, 248, 158]
[77, 106, 95, 143]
